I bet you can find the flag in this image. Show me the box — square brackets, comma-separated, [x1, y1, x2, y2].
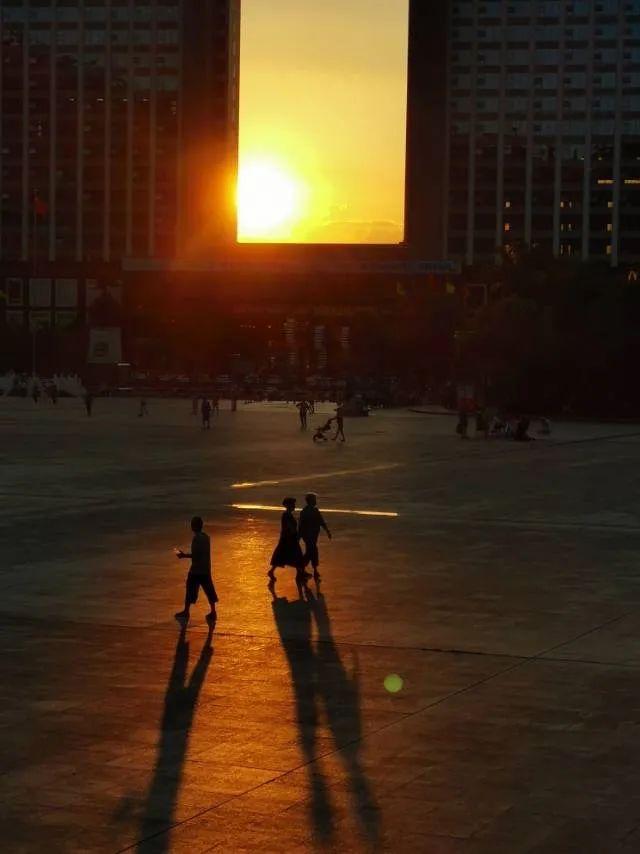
[33, 193, 48, 219]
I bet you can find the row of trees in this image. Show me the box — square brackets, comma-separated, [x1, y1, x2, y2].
[457, 244, 640, 416]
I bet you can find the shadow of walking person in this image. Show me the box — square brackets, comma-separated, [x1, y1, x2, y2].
[308, 590, 381, 845]
[135, 626, 214, 852]
[270, 586, 335, 843]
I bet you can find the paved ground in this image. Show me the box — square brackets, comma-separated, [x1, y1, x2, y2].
[2, 397, 640, 853]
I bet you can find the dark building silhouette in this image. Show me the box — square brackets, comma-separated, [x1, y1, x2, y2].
[406, 0, 640, 268]
[0, 0, 239, 305]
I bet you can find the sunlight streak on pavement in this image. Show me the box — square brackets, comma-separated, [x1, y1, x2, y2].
[231, 463, 402, 489]
[232, 503, 399, 518]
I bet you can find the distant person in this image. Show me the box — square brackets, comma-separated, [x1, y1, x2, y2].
[537, 417, 551, 436]
[299, 493, 332, 581]
[514, 416, 534, 442]
[32, 385, 40, 404]
[212, 396, 220, 416]
[456, 410, 468, 439]
[138, 398, 148, 418]
[84, 391, 94, 417]
[297, 400, 309, 430]
[50, 385, 58, 405]
[475, 407, 488, 439]
[174, 516, 218, 627]
[313, 417, 334, 443]
[268, 497, 307, 586]
[201, 397, 212, 430]
[332, 405, 346, 442]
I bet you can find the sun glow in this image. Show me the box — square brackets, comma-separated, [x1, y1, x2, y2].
[237, 158, 306, 240]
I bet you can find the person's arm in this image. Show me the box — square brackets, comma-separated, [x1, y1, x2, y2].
[320, 513, 332, 539]
[177, 536, 196, 560]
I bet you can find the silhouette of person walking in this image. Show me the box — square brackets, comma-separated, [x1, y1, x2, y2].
[268, 498, 308, 586]
[299, 493, 332, 581]
[297, 400, 309, 430]
[332, 405, 346, 442]
[84, 391, 94, 417]
[201, 397, 212, 430]
[175, 516, 218, 627]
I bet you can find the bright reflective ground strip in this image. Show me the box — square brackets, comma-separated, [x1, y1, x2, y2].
[232, 504, 398, 518]
[231, 463, 402, 489]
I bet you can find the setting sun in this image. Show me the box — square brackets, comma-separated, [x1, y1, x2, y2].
[238, 0, 409, 244]
[237, 158, 306, 241]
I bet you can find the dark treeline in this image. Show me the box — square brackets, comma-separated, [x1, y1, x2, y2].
[458, 244, 640, 417]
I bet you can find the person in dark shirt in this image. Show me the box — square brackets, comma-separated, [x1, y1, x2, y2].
[296, 400, 310, 430]
[84, 391, 94, 417]
[175, 516, 218, 627]
[332, 405, 346, 442]
[299, 493, 331, 581]
[201, 397, 212, 430]
[268, 498, 306, 586]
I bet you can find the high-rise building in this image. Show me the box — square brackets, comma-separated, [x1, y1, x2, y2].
[406, 0, 640, 268]
[0, 0, 240, 275]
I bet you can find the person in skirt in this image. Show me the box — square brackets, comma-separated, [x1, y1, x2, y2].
[268, 497, 309, 586]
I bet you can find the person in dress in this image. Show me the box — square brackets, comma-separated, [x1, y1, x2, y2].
[268, 498, 307, 586]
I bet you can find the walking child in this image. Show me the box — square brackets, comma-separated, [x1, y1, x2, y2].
[299, 493, 332, 581]
[175, 516, 218, 627]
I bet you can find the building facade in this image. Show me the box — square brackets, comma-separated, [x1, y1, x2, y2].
[407, 0, 640, 268]
[0, 0, 240, 324]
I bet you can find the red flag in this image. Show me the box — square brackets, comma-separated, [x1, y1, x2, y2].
[33, 193, 48, 218]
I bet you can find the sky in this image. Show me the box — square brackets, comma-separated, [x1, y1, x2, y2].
[237, 0, 409, 244]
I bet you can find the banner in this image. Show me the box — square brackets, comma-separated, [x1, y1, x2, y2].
[88, 327, 122, 364]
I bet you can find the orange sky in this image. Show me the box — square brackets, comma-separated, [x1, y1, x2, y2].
[238, 0, 409, 244]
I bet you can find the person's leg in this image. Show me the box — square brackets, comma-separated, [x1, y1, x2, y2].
[309, 540, 321, 579]
[175, 575, 197, 626]
[200, 575, 218, 623]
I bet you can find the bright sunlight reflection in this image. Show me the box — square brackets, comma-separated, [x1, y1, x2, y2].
[237, 157, 306, 240]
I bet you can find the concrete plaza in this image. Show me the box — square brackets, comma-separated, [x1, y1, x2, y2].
[2, 397, 640, 852]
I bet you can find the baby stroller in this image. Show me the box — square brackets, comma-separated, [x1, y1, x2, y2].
[313, 418, 335, 443]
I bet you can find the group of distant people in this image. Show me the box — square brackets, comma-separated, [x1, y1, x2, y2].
[457, 408, 551, 441]
[174, 493, 332, 627]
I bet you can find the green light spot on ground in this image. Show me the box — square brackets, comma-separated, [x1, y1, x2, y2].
[384, 674, 404, 694]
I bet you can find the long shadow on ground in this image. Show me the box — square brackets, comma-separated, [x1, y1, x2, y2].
[271, 585, 380, 845]
[134, 626, 213, 852]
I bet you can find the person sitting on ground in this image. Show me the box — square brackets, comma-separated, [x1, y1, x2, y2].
[175, 516, 218, 627]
